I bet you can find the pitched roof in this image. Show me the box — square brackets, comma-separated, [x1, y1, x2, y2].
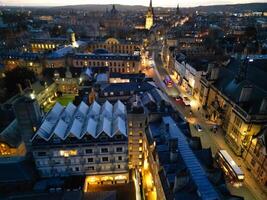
[32, 100, 127, 141]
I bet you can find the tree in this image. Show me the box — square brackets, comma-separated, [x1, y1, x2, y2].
[4, 67, 36, 95]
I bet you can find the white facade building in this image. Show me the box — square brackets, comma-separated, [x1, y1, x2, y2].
[31, 100, 128, 184]
[174, 56, 207, 98]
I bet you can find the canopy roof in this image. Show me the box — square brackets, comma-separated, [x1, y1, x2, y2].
[32, 100, 127, 141]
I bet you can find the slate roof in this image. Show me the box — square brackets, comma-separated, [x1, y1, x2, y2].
[211, 56, 267, 115]
[0, 120, 21, 148]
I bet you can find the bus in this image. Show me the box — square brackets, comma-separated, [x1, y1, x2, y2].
[164, 75, 173, 87]
[216, 150, 244, 187]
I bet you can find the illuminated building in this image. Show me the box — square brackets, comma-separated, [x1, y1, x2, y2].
[71, 52, 141, 74]
[1, 52, 43, 75]
[31, 100, 129, 184]
[87, 37, 141, 55]
[66, 28, 76, 46]
[145, 0, 154, 30]
[199, 55, 267, 189]
[127, 97, 148, 170]
[0, 120, 26, 158]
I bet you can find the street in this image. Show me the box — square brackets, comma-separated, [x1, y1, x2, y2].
[144, 44, 267, 200]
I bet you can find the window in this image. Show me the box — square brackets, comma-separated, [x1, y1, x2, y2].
[116, 147, 123, 152]
[59, 150, 77, 157]
[85, 149, 93, 154]
[75, 167, 79, 172]
[139, 123, 142, 127]
[247, 124, 252, 132]
[129, 131, 133, 136]
[251, 158, 256, 166]
[234, 116, 242, 128]
[118, 156, 122, 161]
[87, 166, 94, 171]
[102, 157, 109, 162]
[87, 158, 94, 163]
[37, 152, 46, 156]
[101, 148, 108, 153]
[129, 121, 133, 127]
[117, 164, 121, 169]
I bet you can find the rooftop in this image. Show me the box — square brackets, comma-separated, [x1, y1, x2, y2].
[32, 100, 127, 142]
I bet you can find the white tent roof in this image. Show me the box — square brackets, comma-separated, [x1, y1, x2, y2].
[86, 118, 98, 138]
[97, 117, 112, 137]
[113, 117, 127, 136]
[69, 119, 83, 139]
[113, 100, 126, 118]
[33, 100, 127, 141]
[53, 119, 68, 140]
[89, 101, 101, 118]
[35, 120, 54, 141]
[101, 100, 113, 114]
[46, 102, 64, 122]
[61, 103, 76, 123]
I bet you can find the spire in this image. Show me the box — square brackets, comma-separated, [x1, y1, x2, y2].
[148, 0, 153, 14]
[176, 3, 180, 15]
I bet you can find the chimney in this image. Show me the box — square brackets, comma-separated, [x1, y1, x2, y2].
[260, 97, 267, 114]
[173, 173, 189, 193]
[207, 63, 214, 73]
[170, 150, 178, 163]
[27, 79, 32, 89]
[17, 83, 23, 94]
[239, 85, 253, 103]
[209, 67, 220, 81]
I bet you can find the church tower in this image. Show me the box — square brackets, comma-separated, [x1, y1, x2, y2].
[145, 0, 154, 30]
[176, 4, 180, 15]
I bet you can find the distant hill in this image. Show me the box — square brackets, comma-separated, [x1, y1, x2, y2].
[183, 3, 267, 13]
[1, 3, 267, 13]
[53, 4, 147, 12]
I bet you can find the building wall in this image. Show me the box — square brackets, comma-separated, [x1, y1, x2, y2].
[244, 139, 267, 189]
[127, 113, 147, 170]
[45, 58, 66, 68]
[226, 111, 261, 155]
[30, 43, 59, 53]
[72, 58, 140, 74]
[88, 43, 141, 55]
[199, 77, 267, 189]
[3, 59, 43, 75]
[32, 142, 128, 178]
[0, 142, 26, 157]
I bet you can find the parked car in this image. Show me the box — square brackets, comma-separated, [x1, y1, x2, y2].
[175, 95, 183, 102]
[182, 96, 191, 106]
[194, 124, 203, 132]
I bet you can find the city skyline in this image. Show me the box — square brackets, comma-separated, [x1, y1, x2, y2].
[1, 0, 267, 8]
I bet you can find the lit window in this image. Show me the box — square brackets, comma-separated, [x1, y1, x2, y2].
[59, 150, 77, 157]
[139, 139, 142, 144]
[139, 147, 142, 151]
